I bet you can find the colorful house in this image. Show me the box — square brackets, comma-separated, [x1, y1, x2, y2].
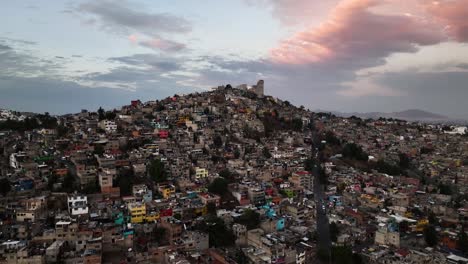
[128, 203, 146, 224]
[158, 130, 169, 139]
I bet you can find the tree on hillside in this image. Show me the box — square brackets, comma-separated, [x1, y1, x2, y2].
[0, 178, 11, 196]
[458, 230, 468, 254]
[97, 107, 105, 121]
[105, 111, 116, 120]
[194, 216, 235, 247]
[304, 158, 316, 172]
[424, 225, 438, 247]
[213, 134, 223, 148]
[208, 177, 228, 195]
[153, 226, 168, 245]
[398, 153, 411, 169]
[342, 143, 368, 161]
[263, 147, 272, 159]
[93, 144, 105, 156]
[325, 131, 341, 146]
[291, 118, 303, 131]
[374, 159, 402, 176]
[330, 222, 340, 243]
[115, 170, 134, 196]
[236, 209, 260, 230]
[148, 159, 167, 183]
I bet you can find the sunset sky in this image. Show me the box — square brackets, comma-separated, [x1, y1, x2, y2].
[1, 0, 468, 117]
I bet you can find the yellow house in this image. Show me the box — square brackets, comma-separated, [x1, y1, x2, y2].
[195, 167, 209, 179]
[128, 203, 146, 224]
[414, 219, 429, 232]
[159, 185, 176, 199]
[193, 205, 207, 216]
[144, 212, 160, 222]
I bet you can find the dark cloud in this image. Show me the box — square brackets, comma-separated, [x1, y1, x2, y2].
[76, 0, 191, 36]
[0, 44, 11, 51]
[0, 37, 37, 46]
[109, 54, 182, 72]
[0, 44, 62, 77]
[82, 67, 159, 83]
[372, 71, 468, 117]
[138, 38, 186, 52]
[0, 75, 196, 114]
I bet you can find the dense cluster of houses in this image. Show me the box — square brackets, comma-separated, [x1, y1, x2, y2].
[0, 81, 467, 263]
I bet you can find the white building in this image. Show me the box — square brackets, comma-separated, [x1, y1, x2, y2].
[444, 126, 467, 135]
[99, 120, 117, 133]
[9, 152, 27, 169]
[67, 195, 89, 216]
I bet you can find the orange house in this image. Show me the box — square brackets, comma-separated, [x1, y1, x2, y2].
[54, 168, 68, 177]
[132, 130, 140, 137]
[441, 233, 457, 250]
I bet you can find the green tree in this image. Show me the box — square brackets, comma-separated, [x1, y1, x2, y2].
[458, 230, 468, 255]
[438, 183, 452, 195]
[93, 144, 105, 156]
[173, 213, 182, 220]
[194, 216, 235, 247]
[218, 168, 232, 179]
[304, 158, 316, 172]
[0, 178, 11, 196]
[148, 159, 167, 183]
[342, 143, 368, 161]
[325, 131, 341, 146]
[83, 179, 99, 194]
[330, 222, 340, 243]
[206, 202, 217, 216]
[115, 174, 133, 196]
[420, 147, 433, 155]
[234, 249, 248, 264]
[428, 211, 438, 225]
[56, 125, 69, 137]
[374, 159, 402, 176]
[331, 246, 362, 264]
[399, 153, 411, 169]
[213, 134, 223, 148]
[97, 107, 105, 121]
[47, 174, 58, 191]
[208, 177, 228, 195]
[291, 118, 303, 131]
[263, 147, 272, 159]
[105, 111, 116, 120]
[234, 148, 241, 159]
[153, 226, 168, 245]
[62, 173, 76, 192]
[236, 209, 261, 230]
[424, 225, 438, 247]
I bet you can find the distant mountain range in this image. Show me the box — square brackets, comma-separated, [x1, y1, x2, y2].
[319, 109, 460, 122]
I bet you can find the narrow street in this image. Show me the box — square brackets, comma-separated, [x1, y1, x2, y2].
[314, 165, 332, 262]
[311, 131, 332, 262]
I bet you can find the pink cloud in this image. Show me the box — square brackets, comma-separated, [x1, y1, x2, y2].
[270, 0, 446, 65]
[246, 0, 339, 26]
[128, 34, 138, 44]
[426, 0, 468, 41]
[139, 38, 186, 52]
